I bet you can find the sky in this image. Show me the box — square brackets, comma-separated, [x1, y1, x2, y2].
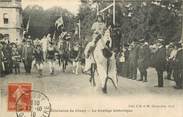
[22, 0, 81, 15]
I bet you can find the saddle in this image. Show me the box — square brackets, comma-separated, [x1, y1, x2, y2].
[102, 40, 113, 59]
[102, 47, 113, 59]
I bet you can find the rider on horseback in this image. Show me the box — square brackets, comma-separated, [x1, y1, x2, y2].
[87, 15, 107, 57]
[84, 15, 107, 73]
[91, 15, 107, 42]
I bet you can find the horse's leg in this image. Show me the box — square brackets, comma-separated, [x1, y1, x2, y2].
[107, 74, 118, 89]
[103, 77, 108, 94]
[89, 64, 93, 83]
[108, 77, 118, 89]
[92, 64, 96, 86]
[97, 64, 107, 93]
[90, 63, 96, 86]
[108, 56, 118, 89]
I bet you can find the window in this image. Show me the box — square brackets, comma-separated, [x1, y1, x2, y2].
[3, 13, 9, 24]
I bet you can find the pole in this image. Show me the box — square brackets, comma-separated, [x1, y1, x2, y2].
[113, 0, 115, 25]
[79, 19, 81, 40]
[99, 3, 113, 13]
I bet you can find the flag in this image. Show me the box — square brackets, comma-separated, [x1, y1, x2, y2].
[76, 20, 81, 39]
[55, 16, 64, 29]
[75, 22, 80, 35]
[52, 31, 56, 41]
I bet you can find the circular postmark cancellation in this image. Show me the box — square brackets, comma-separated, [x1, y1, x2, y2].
[16, 90, 51, 117]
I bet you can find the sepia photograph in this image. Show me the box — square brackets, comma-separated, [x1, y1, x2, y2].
[0, 0, 183, 117]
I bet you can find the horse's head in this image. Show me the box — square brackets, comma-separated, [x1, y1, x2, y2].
[103, 26, 112, 48]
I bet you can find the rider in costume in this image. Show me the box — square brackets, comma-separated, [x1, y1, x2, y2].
[84, 15, 107, 82]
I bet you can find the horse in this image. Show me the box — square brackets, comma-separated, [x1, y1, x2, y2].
[92, 27, 118, 93]
[84, 39, 98, 86]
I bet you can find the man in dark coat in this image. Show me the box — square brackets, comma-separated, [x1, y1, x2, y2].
[2, 42, 13, 74]
[0, 42, 5, 77]
[33, 44, 44, 76]
[128, 40, 139, 80]
[22, 40, 34, 74]
[154, 39, 166, 87]
[173, 43, 183, 89]
[138, 40, 150, 82]
[165, 43, 174, 80]
[0, 34, 4, 77]
[118, 44, 129, 77]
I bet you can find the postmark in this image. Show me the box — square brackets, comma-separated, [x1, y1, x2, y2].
[8, 83, 32, 112]
[16, 90, 51, 117]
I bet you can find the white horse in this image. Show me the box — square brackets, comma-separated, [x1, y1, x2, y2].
[93, 28, 118, 93]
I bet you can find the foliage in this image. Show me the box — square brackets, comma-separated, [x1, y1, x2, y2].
[79, 0, 182, 44]
[22, 5, 75, 39]
[77, 2, 97, 42]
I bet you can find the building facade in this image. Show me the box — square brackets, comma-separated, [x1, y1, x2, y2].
[0, 0, 22, 43]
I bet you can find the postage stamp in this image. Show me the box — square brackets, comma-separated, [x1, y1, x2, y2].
[8, 83, 32, 112]
[16, 90, 51, 117]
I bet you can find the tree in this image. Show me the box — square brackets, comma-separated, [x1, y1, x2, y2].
[22, 5, 75, 39]
[78, 0, 182, 44]
[77, 2, 96, 42]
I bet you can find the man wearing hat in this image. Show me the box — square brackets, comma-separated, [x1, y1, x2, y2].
[0, 42, 5, 77]
[3, 34, 10, 44]
[0, 33, 4, 41]
[166, 42, 175, 80]
[154, 39, 166, 87]
[118, 44, 129, 77]
[22, 40, 34, 74]
[173, 42, 183, 89]
[128, 39, 140, 80]
[33, 38, 41, 47]
[137, 40, 150, 82]
[2, 41, 13, 74]
[12, 43, 21, 74]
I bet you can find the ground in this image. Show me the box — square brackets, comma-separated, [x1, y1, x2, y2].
[0, 63, 183, 117]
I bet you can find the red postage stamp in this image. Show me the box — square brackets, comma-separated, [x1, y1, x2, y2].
[8, 83, 32, 112]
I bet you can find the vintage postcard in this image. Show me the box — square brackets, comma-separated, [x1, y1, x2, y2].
[0, 0, 183, 117]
